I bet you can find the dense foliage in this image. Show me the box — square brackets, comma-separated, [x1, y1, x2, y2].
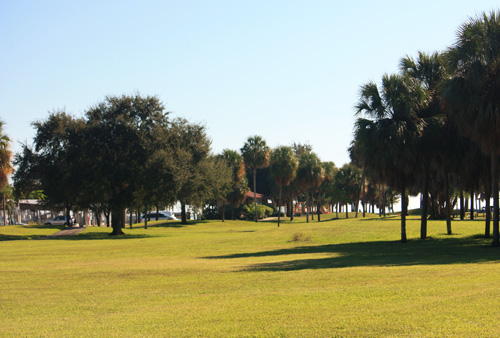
[13, 95, 222, 233]
[351, 11, 500, 245]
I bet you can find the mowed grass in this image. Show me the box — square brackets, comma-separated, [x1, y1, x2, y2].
[1, 214, 500, 337]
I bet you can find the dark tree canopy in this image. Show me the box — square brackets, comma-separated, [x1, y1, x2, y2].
[13, 94, 221, 233]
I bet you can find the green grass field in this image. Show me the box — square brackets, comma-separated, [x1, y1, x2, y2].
[1, 214, 500, 337]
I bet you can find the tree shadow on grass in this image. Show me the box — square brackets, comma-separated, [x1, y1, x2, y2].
[0, 234, 51, 241]
[262, 218, 338, 225]
[20, 224, 65, 230]
[204, 236, 500, 272]
[53, 219, 212, 240]
[141, 220, 210, 228]
[357, 215, 403, 222]
[49, 232, 154, 240]
[137, 221, 186, 229]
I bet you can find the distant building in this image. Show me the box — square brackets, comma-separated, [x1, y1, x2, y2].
[244, 191, 265, 205]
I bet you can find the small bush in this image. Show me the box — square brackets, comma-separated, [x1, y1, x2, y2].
[262, 205, 273, 218]
[242, 204, 274, 220]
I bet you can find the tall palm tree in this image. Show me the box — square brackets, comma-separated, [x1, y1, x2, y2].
[269, 146, 298, 227]
[355, 73, 426, 242]
[318, 161, 337, 220]
[442, 11, 500, 246]
[241, 136, 270, 222]
[290, 143, 314, 221]
[220, 149, 248, 221]
[0, 121, 13, 192]
[295, 152, 324, 223]
[400, 51, 447, 239]
[0, 121, 13, 226]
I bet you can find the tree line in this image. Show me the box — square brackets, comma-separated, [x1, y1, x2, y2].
[4, 11, 500, 243]
[4, 93, 375, 234]
[350, 11, 500, 245]
[12, 95, 234, 234]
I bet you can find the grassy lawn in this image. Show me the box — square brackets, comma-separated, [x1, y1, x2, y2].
[0, 223, 64, 240]
[1, 214, 500, 337]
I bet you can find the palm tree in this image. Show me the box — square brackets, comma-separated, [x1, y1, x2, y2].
[269, 146, 298, 227]
[241, 136, 270, 222]
[0, 121, 13, 225]
[442, 11, 500, 246]
[0, 121, 13, 192]
[400, 51, 448, 239]
[220, 149, 249, 221]
[295, 152, 324, 223]
[318, 161, 337, 220]
[290, 143, 314, 221]
[355, 73, 426, 242]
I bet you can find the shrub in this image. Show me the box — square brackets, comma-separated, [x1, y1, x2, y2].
[242, 204, 274, 220]
[262, 205, 274, 218]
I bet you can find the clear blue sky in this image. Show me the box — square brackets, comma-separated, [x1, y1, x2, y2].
[1, 0, 498, 167]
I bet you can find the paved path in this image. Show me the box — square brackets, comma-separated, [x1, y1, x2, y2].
[44, 226, 86, 238]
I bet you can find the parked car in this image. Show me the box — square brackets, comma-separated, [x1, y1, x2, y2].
[140, 211, 178, 222]
[45, 215, 75, 226]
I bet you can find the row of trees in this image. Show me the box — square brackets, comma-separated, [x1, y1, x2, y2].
[4, 91, 377, 235]
[13, 95, 234, 234]
[9, 96, 368, 234]
[237, 136, 378, 227]
[350, 11, 500, 245]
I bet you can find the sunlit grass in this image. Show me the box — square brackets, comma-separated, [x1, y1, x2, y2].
[1, 214, 499, 337]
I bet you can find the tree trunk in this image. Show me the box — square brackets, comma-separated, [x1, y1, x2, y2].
[111, 206, 125, 235]
[310, 192, 315, 221]
[181, 201, 188, 225]
[382, 185, 386, 216]
[290, 190, 294, 221]
[317, 192, 321, 222]
[222, 200, 226, 222]
[401, 182, 407, 243]
[362, 171, 366, 218]
[94, 210, 100, 226]
[460, 190, 465, 220]
[3, 195, 6, 226]
[306, 192, 310, 223]
[129, 209, 133, 229]
[485, 182, 491, 238]
[355, 177, 361, 219]
[444, 169, 452, 235]
[105, 210, 110, 227]
[378, 185, 383, 217]
[253, 169, 258, 222]
[65, 206, 72, 227]
[491, 152, 499, 246]
[143, 206, 148, 229]
[470, 191, 474, 220]
[277, 185, 282, 227]
[421, 160, 430, 239]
